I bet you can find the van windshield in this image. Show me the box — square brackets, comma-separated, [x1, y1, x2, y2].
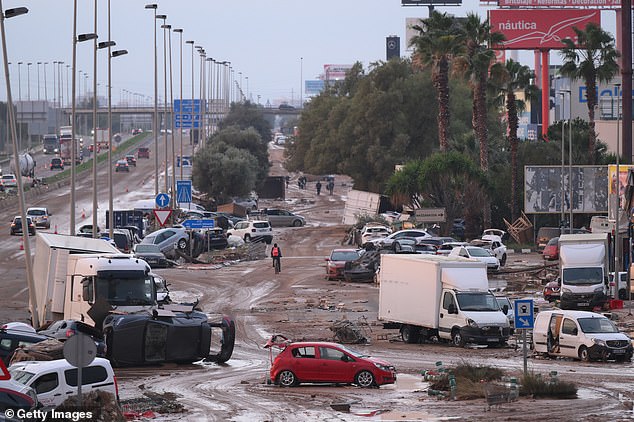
[562, 268, 603, 286]
[95, 274, 154, 306]
[456, 292, 500, 311]
[578, 317, 619, 334]
[9, 369, 35, 385]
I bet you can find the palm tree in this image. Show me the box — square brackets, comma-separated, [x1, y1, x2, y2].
[454, 13, 504, 172]
[490, 59, 537, 221]
[559, 22, 619, 165]
[409, 11, 464, 152]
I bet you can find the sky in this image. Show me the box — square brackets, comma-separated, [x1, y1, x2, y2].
[0, 0, 620, 107]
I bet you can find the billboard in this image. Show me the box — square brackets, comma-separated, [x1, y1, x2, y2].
[494, 0, 619, 7]
[387, 36, 400, 60]
[488, 9, 601, 50]
[401, 0, 462, 4]
[323, 64, 353, 80]
[305, 80, 325, 95]
[524, 166, 608, 214]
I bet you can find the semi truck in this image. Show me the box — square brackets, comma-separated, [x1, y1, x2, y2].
[378, 254, 510, 347]
[42, 134, 60, 154]
[95, 128, 109, 150]
[31, 232, 235, 366]
[558, 233, 610, 310]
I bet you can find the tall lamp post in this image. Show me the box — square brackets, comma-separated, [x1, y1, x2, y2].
[0, 4, 37, 327]
[160, 21, 170, 196]
[186, 39, 194, 146]
[559, 92, 566, 228]
[173, 28, 183, 181]
[145, 4, 160, 195]
[26, 62, 31, 101]
[71, 0, 98, 235]
[615, 83, 621, 289]
[36, 61, 41, 101]
[163, 23, 176, 207]
[91, 0, 99, 238]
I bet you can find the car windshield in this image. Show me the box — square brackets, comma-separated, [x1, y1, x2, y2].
[9, 369, 35, 385]
[578, 317, 619, 334]
[330, 251, 360, 261]
[95, 274, 155, 306]
[467, 248, 491, 257]
[27, 209, 45, 216]
[496, 297, 511, 309]
[456, 292, 501, 311]
[338, 344, 368, 358]
[562, 268, 603, 285]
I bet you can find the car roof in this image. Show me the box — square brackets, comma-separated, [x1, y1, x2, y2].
[26, 207, 47, 212]
[10, 357, 112, 372]
[537, 310, 607, 319]
[288, 341, 347, 348]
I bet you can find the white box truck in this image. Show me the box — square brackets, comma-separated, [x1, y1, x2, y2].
[378, 254, 510, 347]
[558, 233, 609, 310]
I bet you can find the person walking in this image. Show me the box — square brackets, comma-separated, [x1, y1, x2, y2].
[316, 181, 322, 195]
[271, 243, 282, 273]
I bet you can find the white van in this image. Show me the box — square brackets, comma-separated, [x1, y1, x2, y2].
[533, 310, 633, 362]
[8, 358, 118, 407]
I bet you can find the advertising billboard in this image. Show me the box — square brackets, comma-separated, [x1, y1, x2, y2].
[323, 64, 353, 80]
[494, 0, 619, 7]
[488, 9, 601, 50]
[524, 166, 608, 214]
[401, 0, 462, 4]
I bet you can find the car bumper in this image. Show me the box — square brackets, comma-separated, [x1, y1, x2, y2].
[460, 326, 510, 345]
[376, 370, 397, 386]
[588, 343, 633, 361]
[560, 292, 606, 310]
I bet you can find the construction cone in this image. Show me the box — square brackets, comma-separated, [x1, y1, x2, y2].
[19, 240, 23, 250]
[54, 225, 58, 234]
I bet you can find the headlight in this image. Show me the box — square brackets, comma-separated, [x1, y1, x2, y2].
[374, 362, 391, 371]
[562, 288, 572, 293]
[593, 286, 604, 293]
[467, 318, 479, 328]
[592, 338, 607, 347]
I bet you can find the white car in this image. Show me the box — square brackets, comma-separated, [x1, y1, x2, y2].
[375, 229, 433, 250]
[360, 224, 391, 245]
[436, 241, 468, 256]
[227, 220, 273, 244]
[470, 238, 507, 266]
[448, 245, 500, 271]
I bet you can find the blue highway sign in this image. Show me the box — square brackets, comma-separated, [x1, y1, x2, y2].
[182, 219, 215, 229]
[513, 299, 534, 329]
[155, 193, 170, 208]
[176, 180, 192, 204]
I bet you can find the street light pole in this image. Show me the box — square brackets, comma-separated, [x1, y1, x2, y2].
[173, 28, 183, 181]
[26, 62, 31, 101]
[300, 56, 303, 108]
[145, 4, 159, 195]
[43, 62, 47, 103]
[164, 24, 176, 207]
[186, 40, 194, 146]
[559, 92, 565, 227]
[0, 3, 36, 327]
[36, 61, 41, 101]
[161, 21, 169, 196]
[91, 0, 98, 238]
[615, 83, 622, 290]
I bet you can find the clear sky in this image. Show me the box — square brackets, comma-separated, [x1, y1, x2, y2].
[0, 0, 619, 107]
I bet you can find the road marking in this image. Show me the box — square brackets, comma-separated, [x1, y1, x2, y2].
[12, 287, 27, 298]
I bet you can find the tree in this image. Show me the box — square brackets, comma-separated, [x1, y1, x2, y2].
[559, 22, 619, 164]
[490, 59, 537, 221]
[210, 125, 270, 183]
[385, 151, 489, 236]
[410, 11, 465, 151]
[191, 141, 259, 203]
[218, 100, 273, 144]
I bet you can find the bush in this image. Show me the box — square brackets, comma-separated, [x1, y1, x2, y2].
[520, 371, 577, 399]
[429, 361, 505, 400]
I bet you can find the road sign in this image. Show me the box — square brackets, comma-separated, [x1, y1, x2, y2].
[414, 208, 446, 223]
[174, 99, 201, 129]
[154, 209, 172, 227]
[514, 299, 534, 329]
[0, 358, 9, 380]
[155, 192, 170, 208]
[177, 180, 192, 204]
[63, 333, 97, 368]
[182, 219, 215, 229]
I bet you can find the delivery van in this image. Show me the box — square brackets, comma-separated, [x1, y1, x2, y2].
[533, 310, 633, 362]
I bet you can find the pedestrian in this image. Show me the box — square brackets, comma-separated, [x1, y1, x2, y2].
[271, 243, 282, 273]
[285, 175, 290, 188]
[327, 181, 334, 195]
[316, 181, 322, 195]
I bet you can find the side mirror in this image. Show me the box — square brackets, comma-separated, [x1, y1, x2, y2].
[447, 304, 457, 314]
[81, 278, 93, 303]
[502, 304, 509, 314]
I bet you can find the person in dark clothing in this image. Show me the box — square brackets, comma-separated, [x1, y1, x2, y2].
[316, 181, 322, 195]
[271, 243, 282, 273]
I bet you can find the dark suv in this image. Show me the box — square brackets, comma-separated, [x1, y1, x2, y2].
[50, 157, 64, 170]
[0, 324, 47, 365]
[137, 147, 150, 159]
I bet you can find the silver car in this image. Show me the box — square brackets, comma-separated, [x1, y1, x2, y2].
[140, 227, 189, 259]
[263, 209, 305, 227]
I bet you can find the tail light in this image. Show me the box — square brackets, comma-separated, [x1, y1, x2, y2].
[114, 375, 119, 401]
[66, 329, 76, 338]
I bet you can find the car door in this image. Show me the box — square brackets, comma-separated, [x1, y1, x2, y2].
[28, 370, 63, 407]
[316, 346, 354, 383]
[289, 346, 318, 381]
[558, 317, 580, 358]
[438, 291, 461, 340]
[546, 313, 564, 357]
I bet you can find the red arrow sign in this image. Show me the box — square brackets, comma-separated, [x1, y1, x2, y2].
[153, 209, 172, 227]
[0, 358, 10, 380]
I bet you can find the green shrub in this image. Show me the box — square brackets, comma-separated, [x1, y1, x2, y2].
[520, 371, 577, 399]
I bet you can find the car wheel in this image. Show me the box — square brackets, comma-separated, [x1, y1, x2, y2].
[244, 234, 251, 242]
[618, 289, 627, 300]
[278, 370, 298, 387]
[500, 254, 507, 266]
[177, 238, 188, 250]
[292, 220, 303, 227]
[393, 242, 401, 252]
[400, 325, 420, 344]
[452, 329, 465, 347]
[355, 370, 375, 388]
[578, 346, 591, 362]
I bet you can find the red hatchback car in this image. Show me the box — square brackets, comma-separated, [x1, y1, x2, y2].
[542, 237, 559, 260]
[269, 341, 396, 388]
[325, 248, 362, 280]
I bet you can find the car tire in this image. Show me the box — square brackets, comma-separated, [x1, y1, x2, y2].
[244, 234, 251, 242]
[400, 325, 420, 344]
[452, 329, 465, 347]
[355, 370, 375, 388]
[393, 242, 401, 252]
[278, 370, 298, 387]
[500, 254, 507, 267]
[177, 238, 188, 250]
[578, 346, 591, 362]
[292, 220, 303, 227]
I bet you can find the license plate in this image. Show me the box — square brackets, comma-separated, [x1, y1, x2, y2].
[613, 349, 625, 354]
[487, 338, 499, 342]
[578, 302, 589, 307]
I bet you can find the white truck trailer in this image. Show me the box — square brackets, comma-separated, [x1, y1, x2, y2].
[378, 254, 510, 347]
[559, 233, 610, 310]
